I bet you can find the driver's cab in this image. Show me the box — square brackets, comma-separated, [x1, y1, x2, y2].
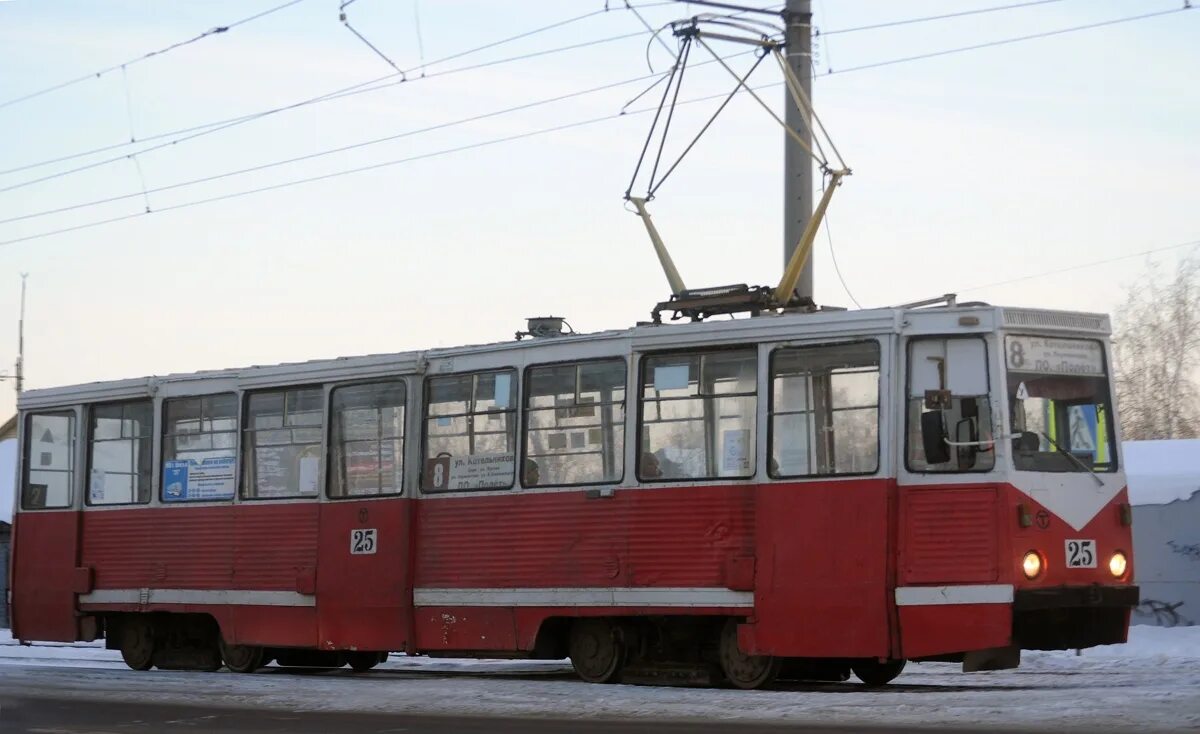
[904, 307, 1122, 488]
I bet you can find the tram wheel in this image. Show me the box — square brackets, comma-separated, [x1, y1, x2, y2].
[346, 651, 385, 672]
[852, 659, 906, 687]
[219, 640, 266, 674]
[569, 618, 625, 684]
[718, 619, 780, 690]
[120, 616, 156, 671]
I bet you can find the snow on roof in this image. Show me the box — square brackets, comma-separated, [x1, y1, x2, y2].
[1124, 439, 1200, 506]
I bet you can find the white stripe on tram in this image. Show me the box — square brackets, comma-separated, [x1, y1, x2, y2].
[412, 587, 755, 608]
[895, 584, 1014, 606]
[79, 589, 316, 607]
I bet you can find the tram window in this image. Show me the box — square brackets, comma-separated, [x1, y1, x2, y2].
[242, 387, 324, 499]
[906, 337, 995, 472]
[329, 381, 406, 498]
[423, 369, 518, 492]
[639, 349, 757, 481]
[22, 412, 76, 509]
[524, 359, 626, 487]
[770, 341, 880, 477]
[162, 394, 238, 502]
[86, 400, 153, 506]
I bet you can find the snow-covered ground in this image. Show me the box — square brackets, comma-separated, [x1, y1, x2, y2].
[2, 627, 1198, 731]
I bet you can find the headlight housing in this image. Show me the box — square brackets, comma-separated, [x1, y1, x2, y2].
[1022, 550, 1043, 580]
[1109, 550, 1128, 578]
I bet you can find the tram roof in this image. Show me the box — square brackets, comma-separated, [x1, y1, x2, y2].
[17, 303, 1110, 410]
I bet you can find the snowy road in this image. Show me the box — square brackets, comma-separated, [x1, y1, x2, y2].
[1, 628, 1198, 732]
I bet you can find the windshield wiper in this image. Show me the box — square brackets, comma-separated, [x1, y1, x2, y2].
[1034, 430, 1104, 486]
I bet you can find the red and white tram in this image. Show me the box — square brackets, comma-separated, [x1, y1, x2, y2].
[7, 301, 1137, 687]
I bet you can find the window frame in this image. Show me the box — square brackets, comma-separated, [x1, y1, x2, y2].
[420, 368, 520, 494]
[767, 339, 882, 480]
[84, 398, 154, 507]
[903, 334, 995, 475]
[239, 384, 326, 501]
[20, 409, 78, 511]
[520, 357, 628, 489]
[635, 345, 759, 484]
[1003, 334, 1118, 474]
[326, 378, 409, 500]
[160, 392, 239, 504]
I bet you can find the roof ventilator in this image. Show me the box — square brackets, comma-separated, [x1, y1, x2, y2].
[516, 316, 574, 341]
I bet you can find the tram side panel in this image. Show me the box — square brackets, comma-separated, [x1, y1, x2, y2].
[894, 483, 1013, 659]
[73, 503, 320, 649]
[411, 484, 756, 653]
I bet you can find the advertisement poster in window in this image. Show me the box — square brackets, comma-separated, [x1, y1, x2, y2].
[163, 456, 236, 501]
[722, 429, 751, 473]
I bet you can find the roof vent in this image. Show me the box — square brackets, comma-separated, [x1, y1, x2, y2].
[516, 316, 572, 340]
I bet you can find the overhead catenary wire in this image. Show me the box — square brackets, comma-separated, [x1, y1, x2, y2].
[0, 19, 670, 191]
[819, 0, 1069, 36]
[2, 4, 1190, 246]
[1, 50, 754, 229]
[0, 79, 777, 248]
[412, 1, 427, 77]
[956, 239, 1200, 295]
[340, 0, 405, 76]
[1, 0, 1153, 183]
[0, 30, 654, 194]
[821, 4, 1191, 76]
[822, 213, 861, 309]
[0, 0, 309, 111]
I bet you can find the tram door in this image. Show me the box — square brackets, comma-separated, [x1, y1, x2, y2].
[751, 340, 893, 659]
[315, 380, 412, 652]
[11, 410, 86, 642]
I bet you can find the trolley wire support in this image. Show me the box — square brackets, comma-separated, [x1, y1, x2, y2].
[623, 13, 851, 322]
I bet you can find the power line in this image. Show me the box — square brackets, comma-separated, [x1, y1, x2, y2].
[4, 2, 1181, 223]
[2, 5, 1189, 246]
[340, 0, 405, 76]
[0, 80, 764, 248]
[822, 4, 1191, 76]
[958, 239, 1200, 294]
[0, 48, 754, 227]
[0, 10, 666, 188]
[0, 27, 669, 199]
[820, 0, 1068, 36]
[823, 213, 861, 308]
[0, 0, 309, 111]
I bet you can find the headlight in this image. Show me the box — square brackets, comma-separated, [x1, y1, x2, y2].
[1109, 551, 1128, 578]
[1022, 550, 1043, 580]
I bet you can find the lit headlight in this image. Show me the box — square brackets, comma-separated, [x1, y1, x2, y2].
[1022, 550, 1043, 580]
[1109, 551, 1128, 578]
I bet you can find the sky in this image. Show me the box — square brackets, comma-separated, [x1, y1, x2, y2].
[0, 0, 1197, 426]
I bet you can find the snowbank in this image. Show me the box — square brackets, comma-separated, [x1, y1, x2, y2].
[1124, 439, 1200, 505]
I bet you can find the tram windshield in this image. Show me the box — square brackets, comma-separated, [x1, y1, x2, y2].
[1004, 336, 1116, 473]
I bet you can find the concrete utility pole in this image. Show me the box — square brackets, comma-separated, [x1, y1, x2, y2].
[783, 0, 814, 302]
[17, 273, 26, 396]
[2, 274, 26, 400]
